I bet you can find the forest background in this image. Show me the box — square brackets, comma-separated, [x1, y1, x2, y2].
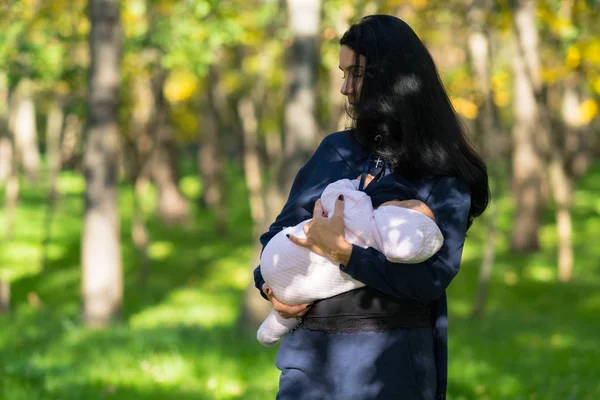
[0, 0, 599, 399]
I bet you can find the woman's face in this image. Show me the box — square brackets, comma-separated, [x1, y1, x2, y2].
[339, 45, 366, 105]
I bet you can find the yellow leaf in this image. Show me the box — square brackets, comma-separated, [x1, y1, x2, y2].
[155, 0, 175, 17]
[565, 46, 581, 69]
[221, 72, 242, 94]
[450, 97, 479, 120]
[78, 18, 90, 36]
[242, 54, 260, 74]
[172, 107, 198, 141]
[493, 91, 510, 108]
[593, 78, 600, 95]
[579, 99, 598, 125]
[410, 0, 428, 9]
[541, 66, 569, 85]
[164, 70, 198, 103]
[584, 41, 600, 66]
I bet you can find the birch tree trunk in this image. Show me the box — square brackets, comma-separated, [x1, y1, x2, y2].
[4, 88, 19, 240]
[510, 0, 548, 252]
[41, 95, 66, 273]
[280, 0, 322, 196]
[264, 131, 286, 223]
[466, 0, 502, 318]
[61, 113, 83, 170]
[0, 72, 10, 185]
[150, 69, 189, 225]
[546, 2, 591, 282]
[0, 279, 9, 313]
[46, 95, 65, 200]
[548, 77, 579, 282]
[238, 96, 267, 238]
[199, 67, 228, 233]
[237, 95, 273, 329]
[11, 79, 41, 183]
[129, 70, 155, 287]
[82, 0, 123, 328]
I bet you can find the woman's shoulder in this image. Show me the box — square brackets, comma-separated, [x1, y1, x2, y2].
[373, 174, 469, 204]
[323, 129, 352, 143]
[425, 176, 470, 197]
[321, 129, 363, 153]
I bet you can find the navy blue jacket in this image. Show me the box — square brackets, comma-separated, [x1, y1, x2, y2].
[254, 130, 471, 398]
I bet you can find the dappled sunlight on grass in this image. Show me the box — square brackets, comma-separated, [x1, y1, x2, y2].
[119, 182, 158, 218]
[148, 241, 175, 260]
[0, 241, 42, 281]
[129, 289, 238, 329]
[179, 175, 202, 199]
[138, 354, 195, 386]
[446, 163, 600, 399]
[1, 162, 599, 399]
[45, 243, 70, 262]
[514, 331, 576, 350]
[526, 265, 555, 281]
[202, 247, 254, 291]
[56, 173, 85, 195]
[447, 298, 472, 317]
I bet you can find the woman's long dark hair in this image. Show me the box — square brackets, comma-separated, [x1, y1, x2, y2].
[340, 15, 489, 228]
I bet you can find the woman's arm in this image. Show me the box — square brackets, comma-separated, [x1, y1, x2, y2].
[339, 177, 471, 301]
[253, 138, 331, 299]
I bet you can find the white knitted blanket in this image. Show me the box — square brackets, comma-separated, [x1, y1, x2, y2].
[257, 178, 443, 346]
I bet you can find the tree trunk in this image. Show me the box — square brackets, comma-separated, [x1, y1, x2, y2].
[510, 0, 548, 253]
[264, 131, 286, 223]
[82, 0, 123, 328]
[472, 198, 499, 318]
[328, 11, 350, 134]
[238, 247, 273, 332]
[550, 160, 573, 282]
[199, 67, 228, 234]
[4, 88, 19, 240]
[133, 175, 151, 287]
[0, 72, 10, 185]
[150, 69, 189, 225]
[280, 0, 322, 196]
[3, 162, 19, 240]
[466, 0, 502, 318]
[198, 102, 221, 210]
[129, 68, 156, 287]
[46, 95, 65, 200]
[11, 79, 41, 183]
[548, 78, 579, 282]
[0, 135, 10, 186]
[237, 93, 272, 329]
[0, 279, 9, 313]
[41, 95, 66, 273]
[238, 96, 267, 238]
[61, 113, 83, 170]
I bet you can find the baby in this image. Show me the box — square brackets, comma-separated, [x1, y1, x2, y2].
[257, 175, 444, 346]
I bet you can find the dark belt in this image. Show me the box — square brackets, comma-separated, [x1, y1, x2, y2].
[300, 286, 434, 333]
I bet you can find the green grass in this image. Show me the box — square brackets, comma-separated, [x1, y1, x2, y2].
[1, 162, 600, 399]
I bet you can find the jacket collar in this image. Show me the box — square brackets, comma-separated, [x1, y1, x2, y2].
[328, 129, 370, 176]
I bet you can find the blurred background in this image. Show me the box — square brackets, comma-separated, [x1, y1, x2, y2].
[0, 0, 599, 399]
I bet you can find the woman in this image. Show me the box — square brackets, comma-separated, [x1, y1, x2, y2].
[254, 15, 489, 400]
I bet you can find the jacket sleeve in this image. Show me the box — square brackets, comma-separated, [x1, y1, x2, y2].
[253, 139, 330, 299]
[340, 176, 471, 301]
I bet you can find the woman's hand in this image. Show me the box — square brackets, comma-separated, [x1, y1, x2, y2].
[287, 196, 353, 265]
[262, 283, 312, 318]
